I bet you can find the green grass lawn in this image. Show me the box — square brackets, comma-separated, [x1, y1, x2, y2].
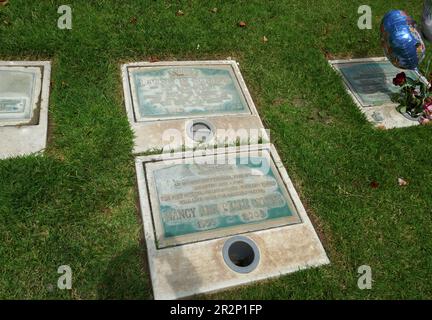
[1, 0, 431, 299]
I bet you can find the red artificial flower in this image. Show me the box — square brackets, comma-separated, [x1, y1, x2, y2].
[423, 100, 432, 114]
[393, 72, 407, 86]
[424, 99, 432, 107]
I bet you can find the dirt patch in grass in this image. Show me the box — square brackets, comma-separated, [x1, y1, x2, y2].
[307, 109, 334, 124]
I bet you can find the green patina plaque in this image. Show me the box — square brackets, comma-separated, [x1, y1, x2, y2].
[337, 61, 420, 107]
[129, 65, 251, 120]
[146, 151, 301, 247]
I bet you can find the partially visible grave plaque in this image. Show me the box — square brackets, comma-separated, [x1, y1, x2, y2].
[330, 58, 426, 129]
[334, 60, 419, 107]
[136, 145, 329, 299]
[0, 62, 51, 159]
[145, 149, 301, 248]
[0, 67, 41, 126]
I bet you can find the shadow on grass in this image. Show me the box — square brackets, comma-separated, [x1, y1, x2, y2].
[97, 245, 152, 300]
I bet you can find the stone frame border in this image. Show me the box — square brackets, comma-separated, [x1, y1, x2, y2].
[0, 61, 51, 159]
[135, 144, 329, 299]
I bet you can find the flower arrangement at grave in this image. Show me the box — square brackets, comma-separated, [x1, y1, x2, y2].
[391, 71, 432, 124]
[381, 6, 432, 125]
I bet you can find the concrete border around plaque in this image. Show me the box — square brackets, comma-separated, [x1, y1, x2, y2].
[329, 57, 428, 129]
[0, 61, 51, 159]
[135, 144, 329, 299]
[122, 60, 267, 153]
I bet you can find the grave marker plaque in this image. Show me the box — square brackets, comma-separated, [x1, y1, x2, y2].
[136, 145, 329, 299]
[0, 62, 51, 159]
[129, 65, 251, 121]
[146, 149, 301, 248]
[0, 66, 42, 126]
[122, 61, 267, 153]
[330, 57, 426, 129]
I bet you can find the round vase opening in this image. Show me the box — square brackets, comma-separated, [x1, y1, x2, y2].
[223, 236, 260, 273]
[187, 120, 214, 143]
